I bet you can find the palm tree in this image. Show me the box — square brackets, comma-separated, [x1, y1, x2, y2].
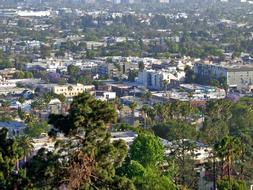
[140, 105, 149, 128]
[214, 136, 242, 180]
[1, 100, 11, 111]
[188, 92, 193, 101]
[16, 135, 34, 172]
[163, 80, 169, 102]
[129, 101, 138, 125]
[146, 106, 157, 121]
[163, 80, 168, 92]
[142, 91, 152, 104]
[205, 100, 232, 122]
[117, 103, 123, 122]
[145, 91, 152, 103]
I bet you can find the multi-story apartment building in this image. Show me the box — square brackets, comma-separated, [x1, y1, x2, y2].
[137, 69, 177, 90]
[194, 62, 253, 91]
[97, 62, 138, 79]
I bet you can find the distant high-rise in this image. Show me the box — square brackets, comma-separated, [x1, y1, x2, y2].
[159, 0, 170, 3]
[169, 0, 185, 3]
[113, 0, 121, 3]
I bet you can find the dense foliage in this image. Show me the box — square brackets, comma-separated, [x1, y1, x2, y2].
[0, 93, 253, 189]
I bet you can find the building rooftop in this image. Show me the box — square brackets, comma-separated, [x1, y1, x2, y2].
[197, 61, 253, 71]
[0, 121, 27, 129]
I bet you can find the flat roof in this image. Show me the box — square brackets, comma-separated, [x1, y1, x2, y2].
[0, 121, 27, 128]
[196, 62, 253, 72]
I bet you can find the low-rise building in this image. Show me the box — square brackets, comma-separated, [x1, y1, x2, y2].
[0, 79, 16, 88]
[180, 84, 226, 99]
[0, 87, 28, 95]
[0, 121, 27, 136]
[48, 98, 62, 114]
[0, 68, 16, 79]
[52, 83, 95, 97]
[95, 91, 116, 101]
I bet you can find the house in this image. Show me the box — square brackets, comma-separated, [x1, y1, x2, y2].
[21, 89, 34, 99]
[48, 98, 62, 114]
[179, 84, 226, 99]
[95, 91, 116, 101]
[0, 68, 17, 79]
[110, 83, 133, 97]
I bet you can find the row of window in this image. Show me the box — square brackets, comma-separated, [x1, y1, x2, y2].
[61, 92, 80, 96]
[55, 88, 82, 92]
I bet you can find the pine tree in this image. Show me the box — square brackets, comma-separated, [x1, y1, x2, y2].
[27, 93, 135, 189]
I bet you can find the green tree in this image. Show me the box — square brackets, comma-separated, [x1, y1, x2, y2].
[13, 71, 25, 79]
[217, 178, 247, 190]
[26, 148, 62, 189]
[24, 72, 33, 78]
[142, 91, 152, 103]
[163, 80, 169, 96]
[129, 101, 138, 124]
[67, 65, 80, 83]
[0, 51, 13, 69]
[200, 100, 232, 145]
[118, 159, 146, 179]
[56, 94, 66, 104]
[201, 119, 229, 145]
[128, 69, 138, 82]
[214, 136, 242, 179]
[229, 103, 253, 181]
[18, 97, 25, 104]
[184, 66, 196, 83]
[46, 93, 134, 189]
[0, 128, 27, 189]
[134, 169, 176, 190]
[130, 132, 164, 168]
[25, 121, 49, 138]
[153, 120, 196, 141]
[86, 49, 96, 59]
[16, 135, 34, 164]
[118, 131, 176, 190]
[138, 61, 145, 71]
[153, 120, 198, 189]
[40, 45, 51, 58]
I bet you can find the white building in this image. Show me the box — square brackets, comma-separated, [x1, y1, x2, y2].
[137, 69, 178, 90]
[180, 84, 226, 99]
[17, 10, 51, 17]
[95, 91, 116, 101]
[52, 84, 95, 97]
[0, 79, 16, 88]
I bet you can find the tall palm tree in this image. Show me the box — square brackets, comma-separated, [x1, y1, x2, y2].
[141, 91, 152, 104]
[117, 103, 123, 122]
[214, 136, 242, 180]
[140, 105, 150, 128]
[205, 100, 232, 122]
[129, 101, 138, 125]
[163, 80, 169, 96]
[16, 135, 34, 170]
[146, 91, 152, 103]
[188, 92, 193, 101]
